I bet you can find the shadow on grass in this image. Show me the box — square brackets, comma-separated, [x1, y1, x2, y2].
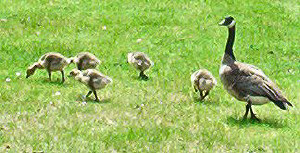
[192, 96, 220, 106]
[35, 78, 69, 85]
[76, 95, 112, 104]
[226, 116, 286, 129]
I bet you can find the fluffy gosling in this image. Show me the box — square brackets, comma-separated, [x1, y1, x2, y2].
[26, 52, 70, 83]
[127, 52, 153, 80]
[70, 52, 101, 71]
[69, 69, 112, 102]
[191, 69, 217, 100]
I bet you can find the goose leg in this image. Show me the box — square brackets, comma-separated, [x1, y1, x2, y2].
[243, 103, 251, 119]
[250, 106, 260, 121]
[86, 91, 92, 98]
[61, 70, 65, 83]
[93, 90, 100, 102]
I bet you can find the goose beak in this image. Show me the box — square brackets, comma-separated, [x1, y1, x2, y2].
[218, 19, 226, 26]
[26, 74, 30, 78]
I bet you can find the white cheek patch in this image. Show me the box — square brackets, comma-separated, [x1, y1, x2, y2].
[228, 20, 236, 28]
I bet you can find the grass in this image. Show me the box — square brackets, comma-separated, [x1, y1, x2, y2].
[0, 0, 299, 152]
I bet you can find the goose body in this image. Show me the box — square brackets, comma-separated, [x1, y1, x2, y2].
[218, 16, 292, 120]
[71, 52, 101, 70]
[191, 69, 217, 100]
[127, 52, 153, 80]
[69, 69, 112, 102]
[26, 52, 70, 83]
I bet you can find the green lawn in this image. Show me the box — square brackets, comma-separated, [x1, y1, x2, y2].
[0, 0, 299, 152]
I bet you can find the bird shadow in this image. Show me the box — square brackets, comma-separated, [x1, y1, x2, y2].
[192, 96, 220, 106]
[38, 79, 66, 86]
[76, 95, 112, 104]
[131, 76, 149, 81]
[226, 116, 287, 129]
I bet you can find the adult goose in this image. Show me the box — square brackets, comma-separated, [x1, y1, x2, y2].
[70, 52, 101, 71]
[69, 69, 112, 102]
[26, 52, 70, 83]
[127, 52, 154, 80]
[191, 69, 217, 101]
[218, 16, 292, 120]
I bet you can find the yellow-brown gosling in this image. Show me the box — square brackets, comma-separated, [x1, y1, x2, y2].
[218, 16, 292, 121]
[26, 52, 70, 83]
[127, 52, 154, 80]
[191, 69, 217, 101]
[69, 69, 112, 102]
[70, 52, 101, 71]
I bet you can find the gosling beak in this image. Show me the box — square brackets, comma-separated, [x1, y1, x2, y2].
[218, 19, 226, 26]
[26, 74, 30, 78]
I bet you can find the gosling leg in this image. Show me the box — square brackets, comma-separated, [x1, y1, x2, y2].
[199, 91, 204, 101]
[86, 91, 93, 98]
[47, 70, 52, 81]
[61, 70, 65, 83]
[93, 90, 100, 102]
[202, 90, 210, 100]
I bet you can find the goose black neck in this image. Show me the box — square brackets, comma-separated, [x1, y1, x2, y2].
[225, 26, 236, 61]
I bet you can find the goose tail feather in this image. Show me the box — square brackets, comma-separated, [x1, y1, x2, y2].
[273, 100, 293, 110]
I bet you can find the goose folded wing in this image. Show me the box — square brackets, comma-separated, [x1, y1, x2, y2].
[233, 68, 292, 109]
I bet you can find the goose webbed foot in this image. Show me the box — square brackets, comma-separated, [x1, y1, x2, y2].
[250, 114, 261, 122]
[250, 107, 260, 121]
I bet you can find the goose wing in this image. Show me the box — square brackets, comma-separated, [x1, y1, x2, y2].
[228, 62, 292, 109]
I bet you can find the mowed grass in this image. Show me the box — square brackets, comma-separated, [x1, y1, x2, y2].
[0, 0, 299, 152]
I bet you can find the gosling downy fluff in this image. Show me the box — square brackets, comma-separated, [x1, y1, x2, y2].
[26, 52, 71, 83]
[69, 52, 101, 71]
[69, 69, 112, 102]
[191, 69, 217, 100]
[127, 52, 153, 80]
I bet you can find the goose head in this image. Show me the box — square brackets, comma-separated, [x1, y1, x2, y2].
[219, 16, 235, 28]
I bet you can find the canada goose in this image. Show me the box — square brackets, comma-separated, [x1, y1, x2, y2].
[70, 52, 101, 71]
[127, 52, 153, 80]
[191, 69, 217, 101]
[26, 52, 70, 83]
[69, 69, 112, 102]
[218, 16, 292, 120]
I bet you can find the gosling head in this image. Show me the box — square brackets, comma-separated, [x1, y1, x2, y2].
[67, 57, 76, 64]
[26, 62, 41, 78]
[69, 69, 81, 77]
[127, 52, 135, 64]
[219, 16, 235, 28]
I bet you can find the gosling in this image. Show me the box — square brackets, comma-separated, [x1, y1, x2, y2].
[70, 52, 101, 71]
[191, 69, 217, 101]
[127, 52, 153, 80]
[26, 52, 70, 83]
[69, 69, 112, 102]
